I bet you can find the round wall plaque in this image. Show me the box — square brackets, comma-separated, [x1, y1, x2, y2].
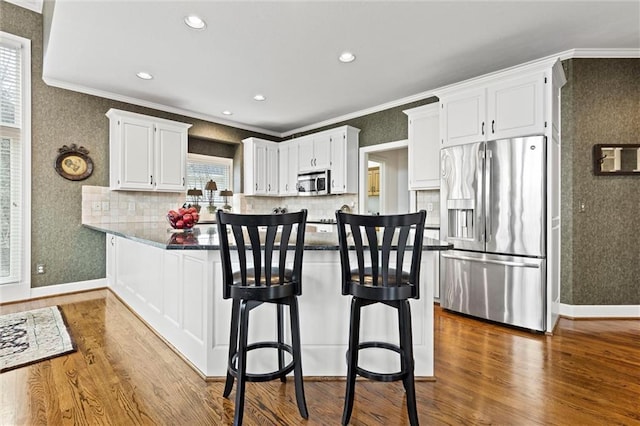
[54, 144, 94, 181]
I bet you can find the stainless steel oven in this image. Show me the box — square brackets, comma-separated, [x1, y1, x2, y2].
[297, 170, 330, 196]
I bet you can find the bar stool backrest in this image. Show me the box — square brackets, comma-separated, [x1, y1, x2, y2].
[335, 210, 426, 299]
[216, 209, 307, 299]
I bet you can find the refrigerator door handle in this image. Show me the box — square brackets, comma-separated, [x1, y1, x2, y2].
[441, 253, 541, 268]
[485, 149, 492, 243]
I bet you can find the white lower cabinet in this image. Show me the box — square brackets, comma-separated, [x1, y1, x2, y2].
[108, 235, 213, 372]
[106, 236, 437, 378]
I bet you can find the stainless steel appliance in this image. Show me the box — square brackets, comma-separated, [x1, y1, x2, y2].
[297, 170, 329, 196]
[440, 136, 546, 331]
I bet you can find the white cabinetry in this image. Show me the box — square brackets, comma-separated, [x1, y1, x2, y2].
[437, 71, 546, 147]
[243, 137, 279, 196]
[106, 109, 190, 192]
[298, 134, 331, 172]
[328, 126, 359, 194]
[278, 140, 299, 195]
[404, 104, 440, 189]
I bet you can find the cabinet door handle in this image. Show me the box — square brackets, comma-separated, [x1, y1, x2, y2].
[332, 179, 335, 188]
[268, 184, 271, 191]
[150, 175, 153, 185]
[182, 177, 185, 185]
[481, 122, 485, 135]
[255, 183, 258, 190]
[491, 120, 495, 134]
[286, 183, 288, 191]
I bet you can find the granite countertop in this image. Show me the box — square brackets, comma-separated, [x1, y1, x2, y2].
[84, 222, 452, 251]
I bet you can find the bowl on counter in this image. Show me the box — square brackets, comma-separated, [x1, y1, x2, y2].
[167, 207, 200, 230]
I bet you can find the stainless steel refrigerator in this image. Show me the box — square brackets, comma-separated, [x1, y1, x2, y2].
[440, 136, 546, 331]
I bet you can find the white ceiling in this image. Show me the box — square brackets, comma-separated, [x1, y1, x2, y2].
[38, 1, 640, 136]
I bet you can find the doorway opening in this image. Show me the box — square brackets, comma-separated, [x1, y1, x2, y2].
[358, 140, 409, 215]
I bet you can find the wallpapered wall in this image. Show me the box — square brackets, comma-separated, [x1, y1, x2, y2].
[4, 3, 638, 305]
[561, 58, 640, 305]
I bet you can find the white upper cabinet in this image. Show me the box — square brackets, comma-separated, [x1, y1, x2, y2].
[437, 68, 548, 147]
[298, 134, 331, 172]
[487, 72, 545, 140]
[107, 109, 190, 192]
[328, 126, 359, 194]
[278, 141, 299, 195]
[266, 143, 279, 195]
[243, 137, 279, 196]
[404, 103, 440, 190]
[155, 121, 189, 191]
[440, 88, 486, 147]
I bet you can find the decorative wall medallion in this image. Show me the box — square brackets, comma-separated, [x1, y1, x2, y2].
[54, 144, 94, 181]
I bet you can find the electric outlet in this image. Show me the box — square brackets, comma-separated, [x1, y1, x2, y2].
[128, 202, 136, 212]
[92, 201, 101, 211]
[36, 264, 45, 274]
[102, 201, 110, 211]
[427, 203, 434, 212]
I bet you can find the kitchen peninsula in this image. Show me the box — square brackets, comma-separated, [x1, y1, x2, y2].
[85, 221, 451, 379]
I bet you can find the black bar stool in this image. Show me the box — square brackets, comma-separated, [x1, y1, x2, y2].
[335, 210, 427, 426]
[216, 209, 309, 426]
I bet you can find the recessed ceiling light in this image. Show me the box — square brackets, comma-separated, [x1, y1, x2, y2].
[136, 71, 153, 80]
[253, 94, 266, 101]
[222, 110, 233, 116]
[184, 15, 206, 30]
[339, 52, 356, 63]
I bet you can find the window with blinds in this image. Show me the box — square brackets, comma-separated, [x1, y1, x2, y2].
[0, 35, 24, 285]
[186, 153, 233, 205]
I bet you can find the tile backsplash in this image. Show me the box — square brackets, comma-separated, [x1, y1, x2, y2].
[82, 185, 438, 225]
[416, 189, 440, 226]
[82, 186, 185, 224]
[82, 186, 358, 224]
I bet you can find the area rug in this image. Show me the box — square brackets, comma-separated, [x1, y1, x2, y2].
[0, 306, 76, 373]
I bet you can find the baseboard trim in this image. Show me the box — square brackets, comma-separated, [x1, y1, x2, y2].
[560, 303, 640, 319]
[30, 278, 107, 299]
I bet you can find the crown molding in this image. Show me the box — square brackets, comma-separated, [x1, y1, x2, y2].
[41, 76, 282, 138]
[42, 48, 640, 139]
[4, 0, 43, 14]
[288, 48, 640, 136]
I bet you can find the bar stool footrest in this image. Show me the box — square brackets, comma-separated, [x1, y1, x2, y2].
[352, 341, 409, 382]
[229, 341, 295, 382]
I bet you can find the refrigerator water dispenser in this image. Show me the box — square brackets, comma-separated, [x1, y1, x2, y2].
[446, 199, 475, 239]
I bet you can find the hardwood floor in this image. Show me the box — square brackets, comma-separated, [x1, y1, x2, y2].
[1, 290, 639, 425]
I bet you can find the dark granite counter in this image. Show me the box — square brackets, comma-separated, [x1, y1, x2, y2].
[84, 222, 452, 251]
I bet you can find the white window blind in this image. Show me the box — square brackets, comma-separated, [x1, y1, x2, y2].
[186, 153, 233, 205]
[0, 36, 23, 284]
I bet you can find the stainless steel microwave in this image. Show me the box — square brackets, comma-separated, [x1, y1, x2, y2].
[297, 170, 330, 196]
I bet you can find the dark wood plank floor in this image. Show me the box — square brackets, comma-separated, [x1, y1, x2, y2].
[1, 289, 639, 425]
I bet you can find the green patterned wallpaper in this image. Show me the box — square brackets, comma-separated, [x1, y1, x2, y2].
[561, 58, 640, 305]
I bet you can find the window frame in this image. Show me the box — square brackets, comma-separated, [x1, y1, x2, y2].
[0, 31, 31, 301]
[186, 153, 233, 205]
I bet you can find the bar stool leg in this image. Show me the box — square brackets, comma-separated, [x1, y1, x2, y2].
[233, 300, 250, 426]
[342, 297, 362, 426]
[223, 299, 240, 398]
[289, 296, 309, 419]
[277, 303, 287, 383]
[400, 300, 419, 426]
